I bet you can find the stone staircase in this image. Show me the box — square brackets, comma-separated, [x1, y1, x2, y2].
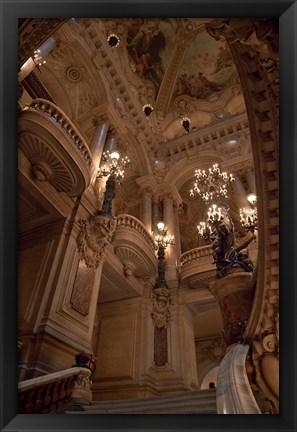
[67, 389, 217, 414]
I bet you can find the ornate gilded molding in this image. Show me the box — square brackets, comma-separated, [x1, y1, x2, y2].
[77, 214, 116, 269]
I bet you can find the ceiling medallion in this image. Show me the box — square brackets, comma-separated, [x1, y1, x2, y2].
[181, 117, 191, 133]
[190, 163, 235, 203]
[143, 104, 154, 117]
[66, 66, 82, 83]
[107, 33, 120, 48]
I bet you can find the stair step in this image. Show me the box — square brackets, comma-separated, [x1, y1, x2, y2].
[66, 390, 217, 414]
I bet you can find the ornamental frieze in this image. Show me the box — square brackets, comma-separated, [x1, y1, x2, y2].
[196, 337, 226, 364]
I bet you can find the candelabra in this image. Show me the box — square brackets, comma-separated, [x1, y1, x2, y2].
[97, 150, 130, 182]
[32, 49, 46, 67]
[197, 221, 213, 243]
[152, 222, 174, 288]
[97, 150, 130, 217]
[190, 164, 235, 203]
[239, 193, 258, 233]
[197, 205, 226, 243]
[197, 205, 255, 278]
[239, 208, 258, 233]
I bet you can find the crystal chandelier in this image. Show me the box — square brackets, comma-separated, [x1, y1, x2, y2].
[97, 150, 130, 182]
[153, 222, 175, 250]
[190, 164, 235, 203]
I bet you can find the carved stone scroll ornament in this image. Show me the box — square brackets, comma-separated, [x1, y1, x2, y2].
[248, 330, 279, 413]
[151, 287, 173, 329]
[77, 214, 116, 269]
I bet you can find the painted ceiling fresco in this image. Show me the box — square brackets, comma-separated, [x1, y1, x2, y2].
[172, 30, 236, 103]
[125, 18, 178, 96]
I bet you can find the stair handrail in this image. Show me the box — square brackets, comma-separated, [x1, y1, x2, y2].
[18, 366, 91, 414]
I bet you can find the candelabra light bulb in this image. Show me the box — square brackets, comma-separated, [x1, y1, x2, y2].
[110, 151, 120, 160]
[157, 221, 165, 231]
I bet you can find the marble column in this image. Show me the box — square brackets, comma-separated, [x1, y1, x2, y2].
[140, 188, 152, 233]
[173, 201, 182, 266]
[104, 134, 117, 153]
[232, 178, 249, 210]
[91, 122, 109, 196]
[18, 36, 56, 82]
[162, 194, 177, 281]
[152, 195, 160, 232]
[90, 123, 109, 174]
[247, 170, 256, 196]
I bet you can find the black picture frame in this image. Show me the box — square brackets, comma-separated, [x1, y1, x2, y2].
[1, 1, 296, 431]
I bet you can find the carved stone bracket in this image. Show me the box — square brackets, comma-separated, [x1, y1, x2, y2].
[77, 214, 116, 269]
[151, 287, 174, 329]
[249, 332, 279, 413]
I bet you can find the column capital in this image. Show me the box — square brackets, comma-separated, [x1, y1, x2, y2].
[161, 192, 174, 203]
[136, 175, 158, 195]
[157, 183, 182, 206]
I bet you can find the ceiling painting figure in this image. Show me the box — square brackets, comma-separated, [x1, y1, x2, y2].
[172, 30, 237, 102]
[126, 18, 177, 96]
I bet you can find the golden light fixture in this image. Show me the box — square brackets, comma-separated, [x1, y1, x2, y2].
[181, 117, 191, 133]
[33, 49, 46, 67]
[246, 193, 257, 206]
[107, 33, 120, 48]
[240, 208, 258, 233]
[143, 104, 154, 117]
[240, 194, 258, 233]
[97, 150, 130, 183]
[190, 164, 235, 203]
[152, 222, 174, 250]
